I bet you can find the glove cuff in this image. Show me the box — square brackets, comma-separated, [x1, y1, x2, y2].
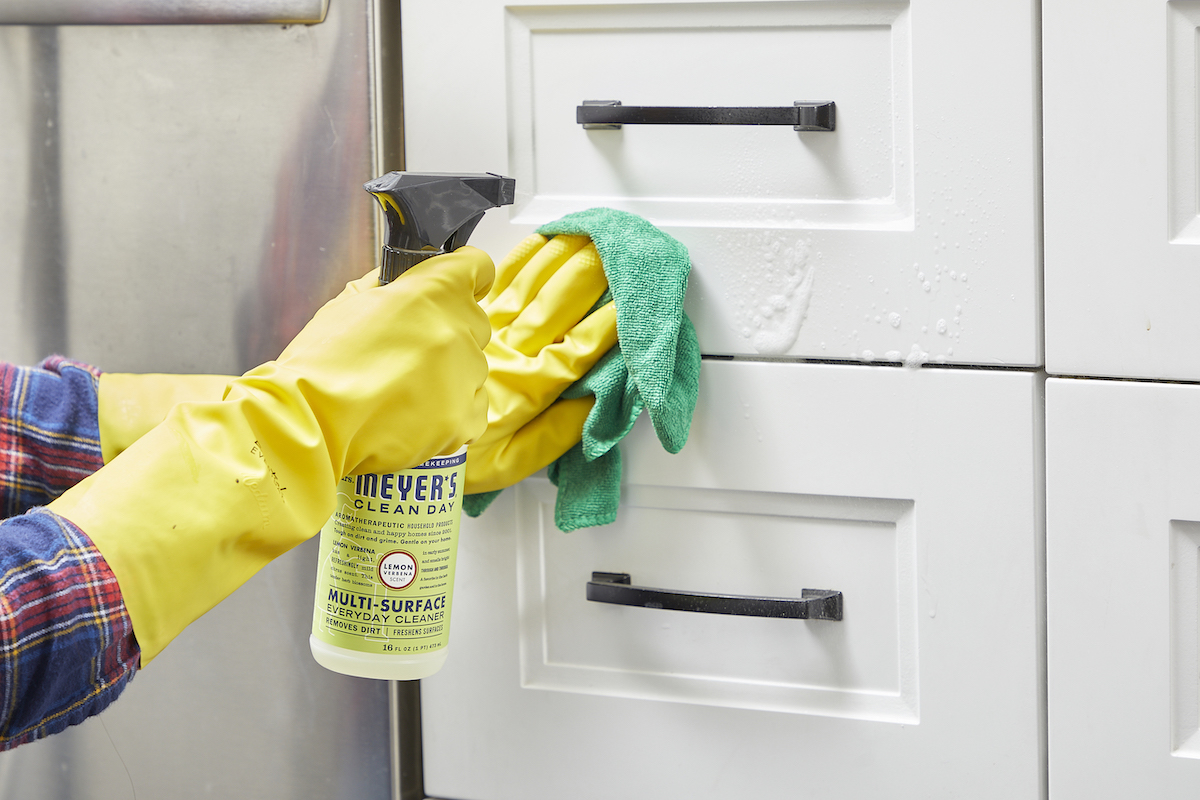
[52, 377, 336, 663]
[99, 372, 234, 463]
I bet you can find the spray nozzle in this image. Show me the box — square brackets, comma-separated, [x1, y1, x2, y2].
[364, 171, 516, 283]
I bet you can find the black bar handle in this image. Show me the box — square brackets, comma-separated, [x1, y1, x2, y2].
[577, 100, 836, 132]
[586, 572, 843, 621]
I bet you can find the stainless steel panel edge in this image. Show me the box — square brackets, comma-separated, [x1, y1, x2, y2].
[0, 0, 393, 797]
[0, 0, 329, 25]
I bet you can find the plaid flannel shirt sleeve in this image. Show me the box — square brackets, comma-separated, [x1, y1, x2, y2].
[0, 358, 140, 749]
[0, 356, 105, 516]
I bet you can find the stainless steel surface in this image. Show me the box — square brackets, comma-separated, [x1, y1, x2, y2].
[374, 0, 404, 173]
[390, 681, 426, 800]
[0, 28, 60, 364]
[0, 0, 329, 25]
[19, 28, 67, 358]
[0, 0, 395, 796]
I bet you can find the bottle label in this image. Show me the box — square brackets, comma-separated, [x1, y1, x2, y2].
[311, 450, 465, 657]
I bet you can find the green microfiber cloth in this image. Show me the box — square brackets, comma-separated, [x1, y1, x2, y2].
[463, 208, 701, 531]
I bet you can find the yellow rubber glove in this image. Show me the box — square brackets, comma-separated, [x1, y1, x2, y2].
[465, 233, 618, 494]
[99, 373, 233, 463]
[50, 247, 493, 664]
[95, 234, 618, 495]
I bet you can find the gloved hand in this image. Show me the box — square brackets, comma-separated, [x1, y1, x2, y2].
[479, 208, 700, 532]
[95, 235, 617, 495]
[464, 233, 618, 494]
[49, 247, 493, 663]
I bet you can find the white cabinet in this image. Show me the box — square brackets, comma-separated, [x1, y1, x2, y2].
[423, 362, 1044, 799]
[402, 1, 1047, 797]
[400, 0, 1200, 796]
[1046, 379, 1200, 798]
[402, 0, 1041, 366]
[1044, 0, 1200, 380]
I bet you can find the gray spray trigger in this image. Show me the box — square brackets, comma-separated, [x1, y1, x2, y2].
[364, 171, 516, 284]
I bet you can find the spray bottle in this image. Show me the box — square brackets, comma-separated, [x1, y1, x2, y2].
[310, 172, 515, 680]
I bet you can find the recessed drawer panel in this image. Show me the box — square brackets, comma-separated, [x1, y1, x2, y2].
[521, 481, 918, 723]
[403, 0, 1041, 366]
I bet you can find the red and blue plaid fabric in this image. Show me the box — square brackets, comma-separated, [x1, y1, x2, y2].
[0, 356, 105, 517]
[0, 358, 139, 749]
[0, 509, 138, 748]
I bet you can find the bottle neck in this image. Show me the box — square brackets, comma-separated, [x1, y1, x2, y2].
[379, 245, 444, 284]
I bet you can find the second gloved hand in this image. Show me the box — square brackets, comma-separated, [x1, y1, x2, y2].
[50, 247, 494, 663]
[464, 233, 618, 494]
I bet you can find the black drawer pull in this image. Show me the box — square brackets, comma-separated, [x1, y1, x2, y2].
[577, 100, 836, 132]
[586, 572, 843, 621]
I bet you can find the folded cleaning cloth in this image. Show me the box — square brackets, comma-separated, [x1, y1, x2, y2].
[464, 208, 701, 531]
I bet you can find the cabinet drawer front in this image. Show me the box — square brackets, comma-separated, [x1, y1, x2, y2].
[422, 362, 1044, 800]
[1048, 379, 1200, 797]
[1045, 0, 1200, 379]
[402, 0, 1041, 366]
[507, 5, 907, 231]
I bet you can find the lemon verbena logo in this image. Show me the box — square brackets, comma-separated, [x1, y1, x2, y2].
[378, 550, 418, 590]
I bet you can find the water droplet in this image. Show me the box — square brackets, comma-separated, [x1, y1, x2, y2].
[936, 319, 948, 334]
[861, 350, 876, 361]
[889, 312, 902, 328]
[923, 281, 932, 292]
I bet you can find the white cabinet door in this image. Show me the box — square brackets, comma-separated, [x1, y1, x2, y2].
[422, 362, 1044, 799]
[401, 0, 1041, 367]
[1047, 379, 1200, 798]
[1044, 0, 1200, 380]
